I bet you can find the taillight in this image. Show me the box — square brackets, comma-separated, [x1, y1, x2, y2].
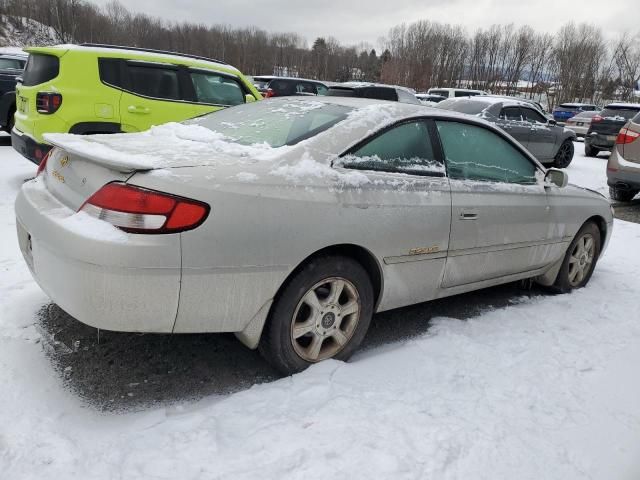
[592, 115, 603, 123]
[79, 182, 209, 234]
[265, 88, 275, 98]
[36, 92, 62, 114]
[616, 127, 640, 145]
[36, 150, 52, 176]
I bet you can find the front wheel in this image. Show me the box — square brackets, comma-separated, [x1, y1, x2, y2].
[259, 255, 374, 375]
[552, 222, 601, 293]
[553, 139, 574, 168]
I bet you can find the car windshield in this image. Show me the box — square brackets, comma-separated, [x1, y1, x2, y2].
[189, 100, 353, 147]
[436, 98, 491, 114]
[600, 107, 640, 121]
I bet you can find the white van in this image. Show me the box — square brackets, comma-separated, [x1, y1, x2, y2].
[427, 87, 487, 98]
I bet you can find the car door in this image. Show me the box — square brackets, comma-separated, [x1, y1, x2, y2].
[496, 106, 530, 147]
[435, 120, 557, 289]
[188, 69, 247, 118]
[522, 107, 556, 159]
[119, 61, 194, 132]
[335, 119, 452, 310]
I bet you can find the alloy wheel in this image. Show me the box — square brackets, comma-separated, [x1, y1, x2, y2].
[568, 233, 595, 287]
[290, 277, 361, 362]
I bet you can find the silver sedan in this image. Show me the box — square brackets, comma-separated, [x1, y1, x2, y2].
[16, 97, 613, 375]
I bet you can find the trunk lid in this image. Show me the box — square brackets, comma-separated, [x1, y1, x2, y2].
[590, 106, 640, 136]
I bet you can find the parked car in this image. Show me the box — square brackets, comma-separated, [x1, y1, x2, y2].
[607, 110, 640, 202]
[0, 51, 28, 133]
[585, 103, 640, 157]
[437, 96, 576, 167]
[327, 82, 421, 104]
[253, 76, 329, 97]
[564, 111, 600, 138]
[482, 94, 552, 119]
[427, 87, 487, 98]
[16, 97, 612, 375]
[13, 43, 261, 164]
[415, 93, 446, 105]
[552, 103, 598, 124]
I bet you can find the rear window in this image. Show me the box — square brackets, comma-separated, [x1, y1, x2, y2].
[429, 89, 449, 97]
[455, 90, 479, 97]
[600, 107, 640, 121]
[21, 53, 59, 86]
[437, 98, 491, 115]
[190, 100, 352, 147]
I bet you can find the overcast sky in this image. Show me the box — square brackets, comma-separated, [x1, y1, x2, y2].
[89, 0, 636, 47]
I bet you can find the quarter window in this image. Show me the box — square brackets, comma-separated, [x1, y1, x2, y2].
[190, 71, 245, 106]
[436, 121, 537, 184]
[127, 64, 181, 100]
[342, 121, 444, 176]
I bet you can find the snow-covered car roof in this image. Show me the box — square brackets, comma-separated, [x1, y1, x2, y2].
[604, 103, 640, 109]
[558, 102, 597, 107]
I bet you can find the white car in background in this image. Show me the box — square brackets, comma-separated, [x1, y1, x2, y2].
[415, 93, 447, 106]
[427, 87, 487, 98]
[565, 111, 600, 138]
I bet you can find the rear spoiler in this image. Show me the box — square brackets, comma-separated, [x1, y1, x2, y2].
[44, 133, 154, 172]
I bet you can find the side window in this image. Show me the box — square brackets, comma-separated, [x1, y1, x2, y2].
[126, 63, 181, 100]
[500, 106, 523, 121]
[341, 121, 444, 176]
[190, 71, 245, 106]
[296, 82, 317, 95]
[436, 121, 537, 184]
[522, 108, 547, 124]
[98, 58, 123, 88]
[316, 84, 328, 96]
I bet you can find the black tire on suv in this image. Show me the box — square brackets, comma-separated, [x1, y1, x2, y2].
[553, 139, 574, 168]
[584, 143, 599, 157]
[609, 186, 638, 202]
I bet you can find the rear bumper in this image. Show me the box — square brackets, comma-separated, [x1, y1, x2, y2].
[11, 127, 52, 164]
[586, 132, 616, 151]
[607, 149, 640, 190]
[565, 125, 589, 137]
[15, 178, 182, 333]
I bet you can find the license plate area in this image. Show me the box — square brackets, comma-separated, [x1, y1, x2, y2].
[577, 122, 583, 126]
[607, 135, 617, 142]
[17, 96, 28, 113]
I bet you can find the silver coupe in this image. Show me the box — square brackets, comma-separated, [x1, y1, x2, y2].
[16, 97, 613, 374]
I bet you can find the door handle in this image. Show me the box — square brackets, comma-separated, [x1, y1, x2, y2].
[127, 105, 151, 114]
[459, 208, 479, 220]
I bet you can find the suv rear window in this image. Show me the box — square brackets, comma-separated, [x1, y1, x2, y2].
[21, 54, 59, 86]
[600, 107, 640, 121]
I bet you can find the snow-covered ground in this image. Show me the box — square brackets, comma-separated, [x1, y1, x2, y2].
[1, 140, 639, 479]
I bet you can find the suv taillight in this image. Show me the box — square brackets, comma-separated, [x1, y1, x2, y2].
[79, 182, 209, 234]
[265, 88, 275, 98]
[36, 150, 52, 175]
[616, 128, 640, 145]
[591, 115, 603, 123]
[36, 92, 62, 114]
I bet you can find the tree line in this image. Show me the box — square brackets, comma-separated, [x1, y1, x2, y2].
[1, 0, 639, 107]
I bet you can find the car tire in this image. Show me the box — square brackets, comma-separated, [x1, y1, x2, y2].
[259, 255, 374, 375]
[5, 107, 15, 133]
[553, 139, 574, 168]
[552, 221, 601, 293]
[584, 144, 598, 157]
[609, 186, 637, 202]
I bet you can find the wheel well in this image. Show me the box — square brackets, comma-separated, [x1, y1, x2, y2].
[586, 215, 607, 246]
[280, 244, 383, 310]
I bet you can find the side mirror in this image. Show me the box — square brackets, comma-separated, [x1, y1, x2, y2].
[245, 94, 257, 103]
[545, 168, 568, 188]
[548, 119, 557, 126]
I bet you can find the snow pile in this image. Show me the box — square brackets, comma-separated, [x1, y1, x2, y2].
[270, 152, 370, 187]
[0, 15, 60, 47]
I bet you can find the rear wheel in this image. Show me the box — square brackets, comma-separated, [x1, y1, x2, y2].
[553, 139, 574, 168]
[259, 255, 374, 375]
[4, 107, 15, 133]
[552, 222, 601, 293]
[609, 186, 638, 202]
[584, 143, 599, 157]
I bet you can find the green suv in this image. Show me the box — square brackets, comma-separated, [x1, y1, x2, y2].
[12, 44, 261, 164]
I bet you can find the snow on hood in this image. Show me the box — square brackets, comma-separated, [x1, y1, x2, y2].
[44, 123, 287, 172]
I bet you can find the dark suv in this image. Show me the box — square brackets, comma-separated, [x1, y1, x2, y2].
[327, 82, 421, 105]
[585, 103, 640, 157]
[254, 76, 329, 97]
[0, 51, 28, 133]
